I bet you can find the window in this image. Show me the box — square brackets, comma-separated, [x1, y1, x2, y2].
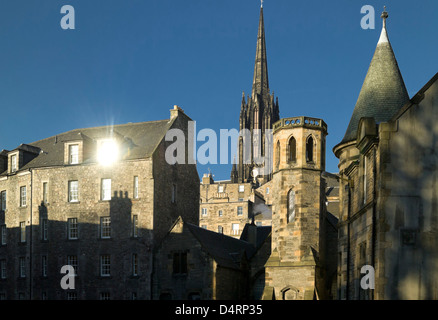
[239, 185, 245, 192]
[67, 292, 77, 300]
[67, 255, 78, 275]
[100, 292, 111, 300]
[20, 222, 26, 243]
[41, 256, 47, 277]
[288, 189, 296, 223]
[1, 225, 6, 245]
[100, 217, 111, 238]
[306, 136, 314, 163]
[41, 218, 48, 241]
[132, 215, 138, 238]
[232, 223, 240, 236]
[101, 179, 111, 201]
[363, 156, 367, 205]
[266, 187, 269, 195]
[275, 141, 280, 169]
[0, 260, 6, 279]
[68, 218, 78, 240]
[69, 144, 79, 164]
[171, 184, 177, 203]
[20, 186, 26, 207]
[237, 206, 243, 216]
[68, 181, 79, 202]
[218, 185, 224, 193]
[218, 210, 223, 217]
[173, 252, 187, 274]
[133, 176, 139, 199]
[218, 226, 223, 234]
[202, 208, 208, 216]
[288, 137, 297, 162]
[132, 254, 138, 276]
[1, 191, 6, 211]
[19, 257, 26, 278]
[100, 255, 111, 277]
[201, 225, 207, 229]
[42, 182, 48, 204]
[11, 154, 17, 172]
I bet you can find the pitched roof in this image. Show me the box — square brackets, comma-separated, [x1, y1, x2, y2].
[340, 10, 409, 145]
[185, 222, 256, 270]
[1, 119, 172, 173]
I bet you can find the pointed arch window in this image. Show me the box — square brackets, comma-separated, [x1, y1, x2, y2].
[275, 141, 280, 169]
[306, 136, 314, 163]
[287, 189, 296, 223]
[288, 137, 297, 163]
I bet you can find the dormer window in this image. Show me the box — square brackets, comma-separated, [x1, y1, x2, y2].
[69, 145, 79, 164]
[64, 141, 82, 165]
[11, 154, 17, 172]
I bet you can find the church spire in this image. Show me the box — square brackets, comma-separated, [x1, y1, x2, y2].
[339, 7, 409, 144]
[252, 4, 269, 99]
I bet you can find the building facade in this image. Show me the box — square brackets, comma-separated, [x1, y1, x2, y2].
[0, 106, 199, 300]
[334, 9, 438, 300]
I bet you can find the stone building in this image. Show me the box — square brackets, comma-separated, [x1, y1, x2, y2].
[263, 116, 338, 300]
[334, 9, 438, 299]
[199, 173, 270, 239]
[0, 106, 199, 300]
[152, 216, 271, 300]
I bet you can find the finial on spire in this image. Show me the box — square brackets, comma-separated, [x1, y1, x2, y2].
[381, 6, 388, 28]
[261, 0, 264, 8]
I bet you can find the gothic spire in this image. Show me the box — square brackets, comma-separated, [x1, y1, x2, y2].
[340, 7, 409, 144]
[252, 5, 269, 99]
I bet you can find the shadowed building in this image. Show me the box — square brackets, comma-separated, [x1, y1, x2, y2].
[0, 106, 199, 300]
[334, 9, 438, 299]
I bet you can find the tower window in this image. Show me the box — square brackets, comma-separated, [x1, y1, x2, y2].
[287, 189, 296, 223]
[288, 137, 297, 162]
[306, 136, 314, 163]
[275, 141, 280, 169]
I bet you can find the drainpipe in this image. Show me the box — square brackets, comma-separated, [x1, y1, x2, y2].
[29, 168, 33, 300]
[371, 147, 377, 300]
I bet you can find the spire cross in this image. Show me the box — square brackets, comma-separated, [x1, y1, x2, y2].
[381, 6, 388, 28]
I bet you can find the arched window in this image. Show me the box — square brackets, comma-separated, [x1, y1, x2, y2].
[306, 136, 314, 163]
[288, 137, 297, 162]
[275, 141, 280, 169]
[287, 189, 295, 223]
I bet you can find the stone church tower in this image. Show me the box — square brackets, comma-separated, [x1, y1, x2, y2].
[264, 116, 332, 299]
[231, 4, 280, 184]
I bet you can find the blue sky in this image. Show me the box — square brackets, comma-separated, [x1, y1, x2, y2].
[0, 0, 437, 180]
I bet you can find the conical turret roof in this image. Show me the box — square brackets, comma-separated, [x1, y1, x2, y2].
[340, 9, 409, 144]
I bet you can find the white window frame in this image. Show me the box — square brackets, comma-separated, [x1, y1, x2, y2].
[237, 206, 243, 216]
[20, 186, 26, 207]
[239, 185, 245, 192]
[101, 179, 111, 201]
[100, 255, 111, 277]
[67, 255, 78, 275]
[41, 218, 48, 241]
[1, 191, 6, 211]
[11, 154, 17, 172]
[42, 182, 48, 204]
[68, 181, 79, 202]
[1, 225, 6, 245]
[218, 185, 224, 193]
[41, 256, 47, 277]
[68, 218, 78, 240]
[132, 253, 138, 276]
[202, 208, 208, 216]
[69, 144, 79, 164]
[133, 176, 139, 199]
[20, 221, 26, 243]
[100, 217, 111, 239]
[232, 223, 240, 236]
[132, 215, 138, 238]
[218, 210, 223, 217]
[19, 257, 26, 278]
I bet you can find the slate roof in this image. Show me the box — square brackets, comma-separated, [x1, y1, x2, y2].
[340, 13, 409, 145]
[240, 224, 271, 250]
[1, 119, 172, 174]
[185, 222, 256, 270]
